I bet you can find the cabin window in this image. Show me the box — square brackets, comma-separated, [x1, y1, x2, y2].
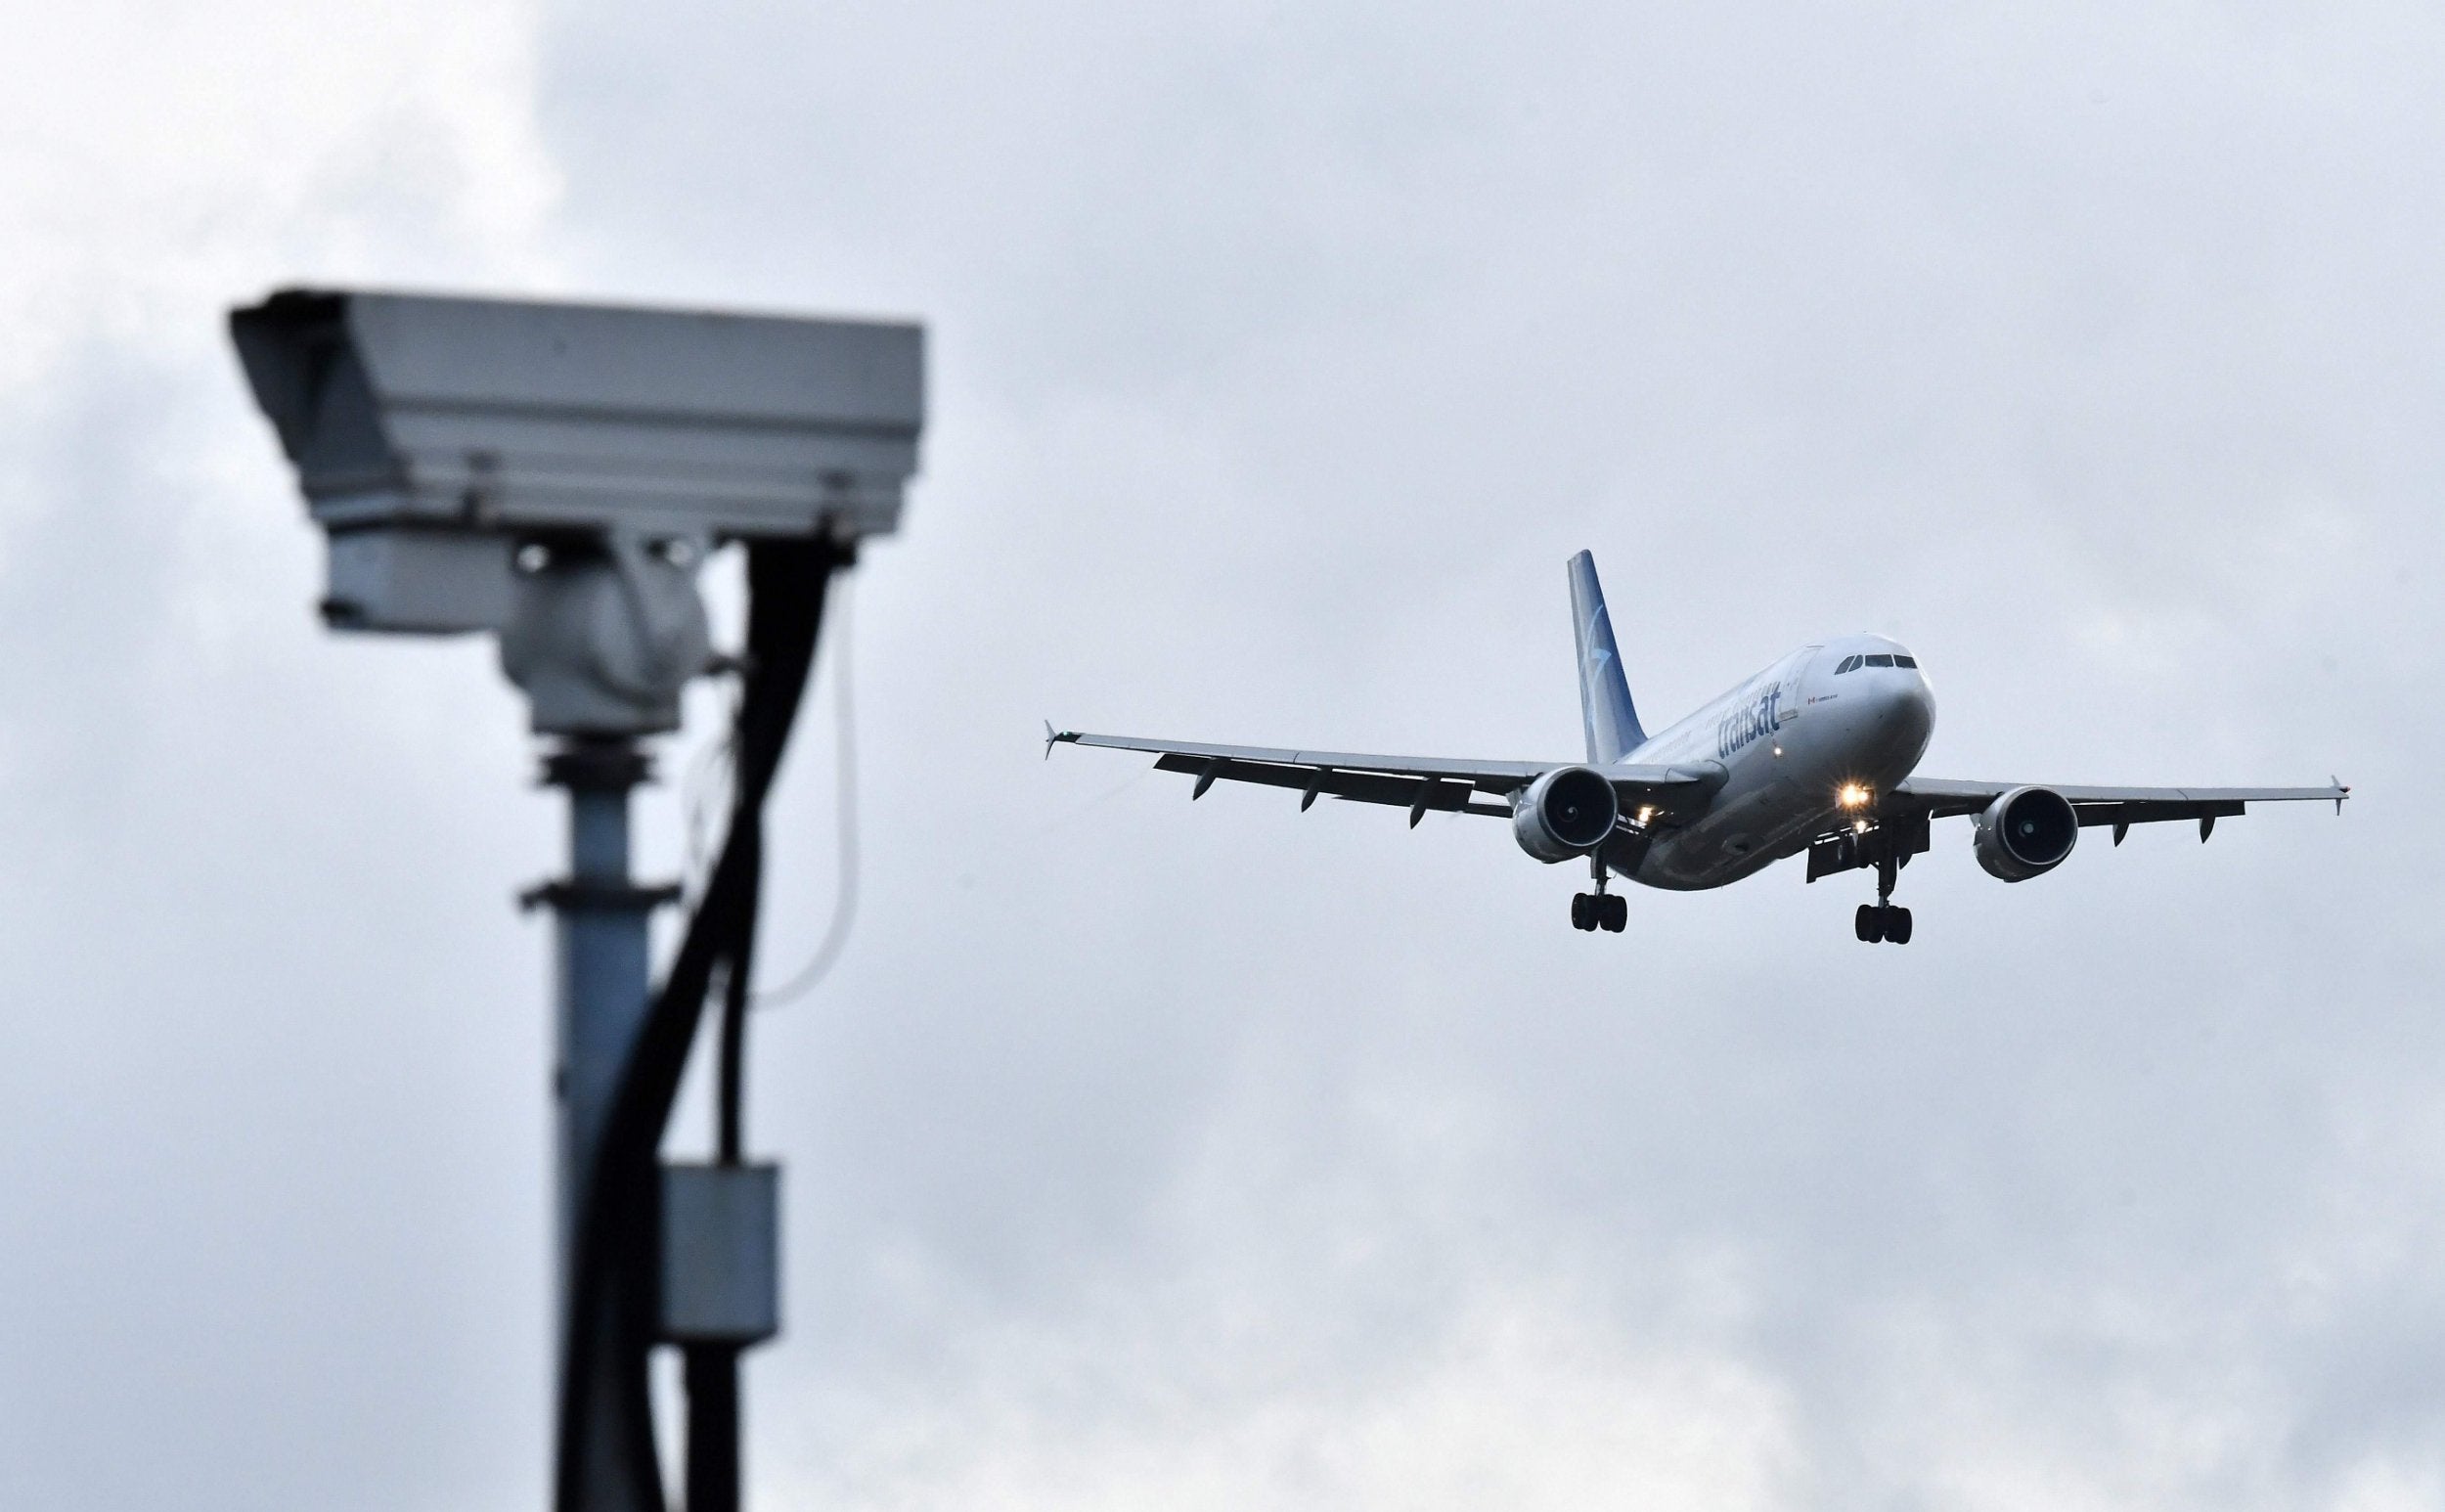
[1836, 655, 1861, 674]
[1864, 653, 1894, 667]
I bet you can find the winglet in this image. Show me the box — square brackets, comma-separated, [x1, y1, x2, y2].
[2334, 775, 2348, 815]
[1044, 721, 1072, 760]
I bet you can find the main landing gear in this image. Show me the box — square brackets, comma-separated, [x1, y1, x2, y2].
[1572, 853, 1626, 933]
[1855, 903, 1912, 944]
[1854, 848, 1913, 944]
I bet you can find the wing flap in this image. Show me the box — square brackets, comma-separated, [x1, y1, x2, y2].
[2072, 798, 2245, 828]
[1058, 729, 1712, 822]
[1895, 777, 2347, 823]
[1151, 752, 1505, 821]
[1064, 731, 1551, 786]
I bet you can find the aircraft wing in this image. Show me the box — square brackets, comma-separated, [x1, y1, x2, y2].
[1048, 729, 1719, 825]
[1892, 776, 2348, 838]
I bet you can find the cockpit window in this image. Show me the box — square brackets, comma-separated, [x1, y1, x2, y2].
[1835, 655, 1861, 674]
[1864, 653, 1894, 667]
[1893, 654, 1918, 669]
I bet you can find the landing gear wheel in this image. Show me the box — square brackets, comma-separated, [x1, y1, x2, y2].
[1571, 894, 1597, 931]
[1853, 850, 1912, 944]
[1599, 894, 1627, 932]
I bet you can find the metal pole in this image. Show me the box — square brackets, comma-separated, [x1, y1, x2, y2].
[538, 739, 669, 1512]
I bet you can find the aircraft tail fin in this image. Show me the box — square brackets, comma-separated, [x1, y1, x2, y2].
[1567, 550, 1646, 764]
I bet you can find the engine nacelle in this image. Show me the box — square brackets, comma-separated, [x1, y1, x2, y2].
[1511, 765, 1620, 863]
[1973, 785, 2079, 881]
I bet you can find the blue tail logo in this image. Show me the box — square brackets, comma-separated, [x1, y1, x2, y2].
[1567, 551, 1646, 764]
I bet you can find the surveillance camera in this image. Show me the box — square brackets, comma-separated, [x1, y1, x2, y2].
[230, 288, 924, 734]
[229, 288, 924, 635]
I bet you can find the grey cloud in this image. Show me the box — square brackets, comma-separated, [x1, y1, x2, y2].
[0, 3, 2439, 1508]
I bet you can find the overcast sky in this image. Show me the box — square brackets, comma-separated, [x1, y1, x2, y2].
[2, 4, 2440, 1508]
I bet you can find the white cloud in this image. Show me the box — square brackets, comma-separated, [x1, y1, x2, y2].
[0, 7, 563, 1508]
[0, 0, 559, 387]
[771, 1284, 1798, 1512]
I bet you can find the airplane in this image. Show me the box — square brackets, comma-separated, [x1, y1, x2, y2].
[1048, 551, 2347, 942]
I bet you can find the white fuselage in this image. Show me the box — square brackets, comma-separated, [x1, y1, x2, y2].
[1616, 635, 1936, 890]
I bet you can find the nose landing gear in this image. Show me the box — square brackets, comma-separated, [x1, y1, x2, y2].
[1854, 849, 1913, 944]
[1572, 853, 1627, 933]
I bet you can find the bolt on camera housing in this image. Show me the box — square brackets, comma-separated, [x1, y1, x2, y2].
[230, 288, 924, 734]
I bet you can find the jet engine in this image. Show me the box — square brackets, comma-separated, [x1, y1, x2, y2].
[1512, 765, 1620, 863]
[1973, 785, 2079, 881]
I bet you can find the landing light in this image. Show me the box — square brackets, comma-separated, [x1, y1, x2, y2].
[1636, 806, 1655, 825]
[1839, 782, 1871, 809]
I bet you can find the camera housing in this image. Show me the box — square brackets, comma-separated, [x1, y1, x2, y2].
[230, 288, 924, 732]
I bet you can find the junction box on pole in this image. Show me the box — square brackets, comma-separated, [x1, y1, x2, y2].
[659, 1164, 780, 1347]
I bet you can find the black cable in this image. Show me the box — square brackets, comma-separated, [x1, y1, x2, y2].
[683, 1343, 741, 1512]
[715, 872, 760, 1165]
[555, 537, 845, 1512]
